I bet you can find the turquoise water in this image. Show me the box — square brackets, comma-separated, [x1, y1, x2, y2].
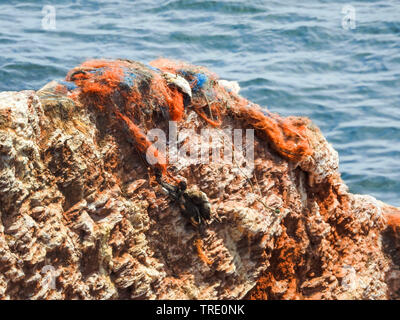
[0, 0, 399, 205]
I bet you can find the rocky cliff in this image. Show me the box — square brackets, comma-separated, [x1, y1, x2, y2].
[0, 59, 400, 300]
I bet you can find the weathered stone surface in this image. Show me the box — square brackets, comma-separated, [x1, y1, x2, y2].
[0, 62, 400, 300]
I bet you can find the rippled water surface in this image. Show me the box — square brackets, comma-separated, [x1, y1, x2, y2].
[0, 0, 399, 205]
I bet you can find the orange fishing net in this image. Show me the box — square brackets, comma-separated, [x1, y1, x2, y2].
[150, 58, 312, 161]
[61, 58, 313, 184]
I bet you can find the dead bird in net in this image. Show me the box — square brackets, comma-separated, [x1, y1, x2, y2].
[155, 168, 212, 232]
[50, 58, 315, 233]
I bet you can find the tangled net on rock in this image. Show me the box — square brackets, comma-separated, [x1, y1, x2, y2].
[54, 58, 313, 185]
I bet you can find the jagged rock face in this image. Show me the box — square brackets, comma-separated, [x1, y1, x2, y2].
[0, 61, 400, 300]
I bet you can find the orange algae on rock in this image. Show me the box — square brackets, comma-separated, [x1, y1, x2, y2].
[385, 210, 400, 233]
[195, 238, 213, 266]
[246, 219, 306, 300]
